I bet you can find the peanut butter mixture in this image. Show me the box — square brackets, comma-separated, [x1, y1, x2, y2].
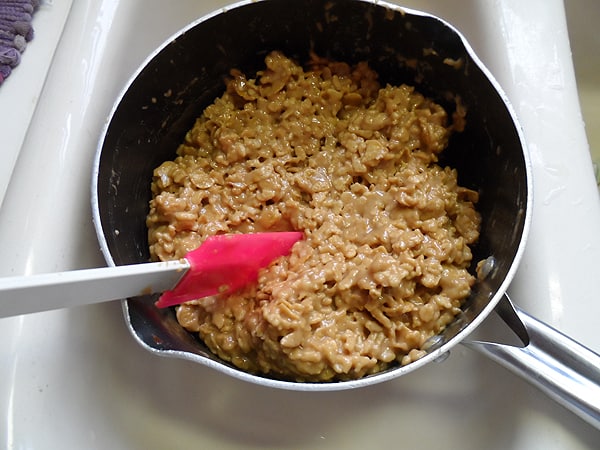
[147, 51, 481, 381]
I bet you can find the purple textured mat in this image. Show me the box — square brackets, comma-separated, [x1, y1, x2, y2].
[0, 0, 39, 84]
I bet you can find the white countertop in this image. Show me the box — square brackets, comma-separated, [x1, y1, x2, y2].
[0, 1, 599, 448]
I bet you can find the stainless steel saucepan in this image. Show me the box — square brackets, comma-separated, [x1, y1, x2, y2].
[91, 0, 600, 428]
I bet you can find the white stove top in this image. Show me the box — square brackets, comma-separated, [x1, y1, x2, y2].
[1, 1, 599, 448]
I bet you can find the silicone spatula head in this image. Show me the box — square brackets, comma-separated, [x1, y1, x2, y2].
[155, 231, 303, 308]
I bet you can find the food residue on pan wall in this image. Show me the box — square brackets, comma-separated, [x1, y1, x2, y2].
[443, 57, 464, 70]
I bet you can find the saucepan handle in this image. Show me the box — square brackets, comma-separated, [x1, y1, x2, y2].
[464, 294, 600, 429]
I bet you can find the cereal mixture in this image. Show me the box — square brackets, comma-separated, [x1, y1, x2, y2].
[146, 51, 481, 382]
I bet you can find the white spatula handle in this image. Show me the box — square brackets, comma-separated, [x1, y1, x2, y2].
[0, 260, 189, 318]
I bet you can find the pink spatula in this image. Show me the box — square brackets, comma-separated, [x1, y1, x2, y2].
[155, 231, 303, 308]
[0, 232, 303, 318]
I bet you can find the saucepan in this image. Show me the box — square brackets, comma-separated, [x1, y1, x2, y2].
[91, 0, 600, 428]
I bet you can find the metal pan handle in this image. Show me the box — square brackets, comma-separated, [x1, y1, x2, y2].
[464, 294, 600, 429]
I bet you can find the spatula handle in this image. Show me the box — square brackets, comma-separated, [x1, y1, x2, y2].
[0, 260, 188, 318]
